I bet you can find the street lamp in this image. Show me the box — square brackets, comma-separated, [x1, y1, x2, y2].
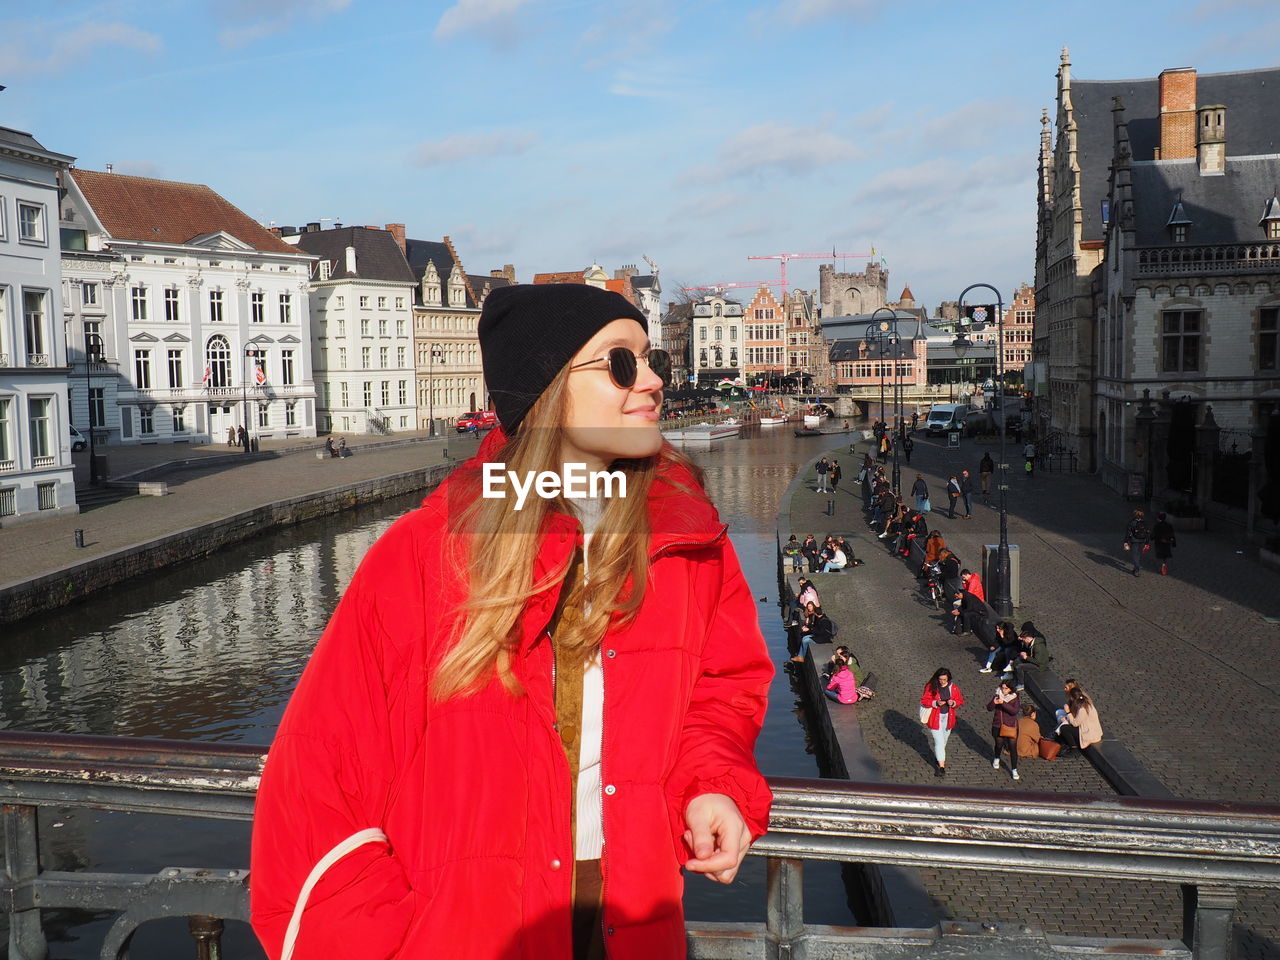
[955, 283, 1011, 618]
[242, 347, 258, 456]
[866, 307, 905, 494]
[426, 342, 445, 436]
[1135, 388, 1156, 512]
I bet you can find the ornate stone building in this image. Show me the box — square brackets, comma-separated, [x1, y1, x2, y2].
[1003, 283, 1035, 373]
[1037, 51, 1280, 525]
[743, 285, 785, 384]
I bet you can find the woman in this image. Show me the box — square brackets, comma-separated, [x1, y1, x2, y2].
[920, 667, 964, 777]
[825, 657, 859, 704]
[980, 621, 1019, 675]
[1151, 511, 1177, 576]
[830, 459, 842, 491]
[820, 543, 847, 573]
[919, 530, 947, 578]
[250, 285, 773, 960]
[1057, 687, 1103, 750]
[986, 680, 1021, 781]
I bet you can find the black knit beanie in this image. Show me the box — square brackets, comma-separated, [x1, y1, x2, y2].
[479, 283, 648, 433]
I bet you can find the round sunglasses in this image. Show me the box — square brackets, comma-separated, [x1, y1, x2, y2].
[569, 347, 669, 389]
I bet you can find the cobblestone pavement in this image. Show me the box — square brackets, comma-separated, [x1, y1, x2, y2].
[786, 434, 1279, 956]
[0, 431, 464, 590]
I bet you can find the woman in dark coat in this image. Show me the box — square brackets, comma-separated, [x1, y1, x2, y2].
[801, 534, 820, 573]
[1151, 512, 1177, 576]
[986, 679, 1021, 780]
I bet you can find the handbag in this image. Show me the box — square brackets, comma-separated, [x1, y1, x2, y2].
[998, 724, 1017, 739]
[1038, 738, 1062, 760]
[921, 497, 931, 513]
[918, 706, 932, 724]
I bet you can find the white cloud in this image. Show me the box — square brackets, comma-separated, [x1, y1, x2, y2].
[0, 20, 161, 74]
[113, 159, 163, 179]
[580, 6, 675, 70]
[410, 130, 538, 167]
[434, 0, 534, 39]
[679, 122, 861, 185]
[215, 0, 352, 47]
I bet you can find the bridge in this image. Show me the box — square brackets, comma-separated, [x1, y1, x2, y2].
[0, 730, 1275, 959]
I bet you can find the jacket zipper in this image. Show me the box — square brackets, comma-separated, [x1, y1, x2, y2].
[648, 523, 728, 561]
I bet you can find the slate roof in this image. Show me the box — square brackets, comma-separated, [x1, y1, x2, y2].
[291, 226, 416, 282]
[1069, 66, 1280, 241]
[467, 273, 513, 306]
[0, 126, 73, 164]
[72, 169, 295, 253]
[1131, 156, 1280, 245]
[820, 311, 938, 341]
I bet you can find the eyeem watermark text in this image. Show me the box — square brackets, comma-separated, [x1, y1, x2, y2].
[482, 462, 626, 510]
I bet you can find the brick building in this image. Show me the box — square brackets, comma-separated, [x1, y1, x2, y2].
[742, 285, 785, 384]
[1003, 282, 1034, 373]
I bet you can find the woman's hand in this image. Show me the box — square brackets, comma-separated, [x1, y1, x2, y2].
[684, 793, 752, 884]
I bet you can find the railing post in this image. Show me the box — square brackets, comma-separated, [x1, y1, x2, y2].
[765, 856, 805, 959]
[4, 804, 48, 960]
[189, 915, 225, 960]
[1182, 884, 1237, 960]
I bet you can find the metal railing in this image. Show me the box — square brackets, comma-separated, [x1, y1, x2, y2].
[2, 732, 1279, 959]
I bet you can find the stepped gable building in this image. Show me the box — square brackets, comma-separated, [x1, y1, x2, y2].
[743, 285, 785, 384]
[1, 127, 76, 524]
[402, 233, 508, 429]
[784, 289, 822, 391]
[284, 223, 414, 435]
[1004, 283, 1035, 373]
[62, 170, 316, 452]
[818, 260, 888, 318]
[1035, 51, 1280, 491]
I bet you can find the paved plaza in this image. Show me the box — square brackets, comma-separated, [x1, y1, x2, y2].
[0, 431, 464, 591]
[786, 432, 1279, 956]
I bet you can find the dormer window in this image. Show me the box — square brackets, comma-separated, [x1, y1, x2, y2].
[1260, 194, 1280, 240]
[1167, 197, 1192, 243]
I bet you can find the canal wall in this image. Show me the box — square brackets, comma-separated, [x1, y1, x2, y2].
[774, 456, 940, 928]
[0, 462, 458, 625]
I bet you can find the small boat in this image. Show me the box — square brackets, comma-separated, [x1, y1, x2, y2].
[803, 414, 822, 429]
[759, 416, 787, 426]
[794, 427, 823, 438]
[663, 422, 740, 443]
[722, 417, 741, 426]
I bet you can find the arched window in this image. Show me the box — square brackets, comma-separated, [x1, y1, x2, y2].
[206, 335, 231, 387]
[714, 304, 722, 317]
[714, 325, 723, 341]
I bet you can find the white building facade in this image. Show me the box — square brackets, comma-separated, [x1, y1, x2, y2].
[287, 224, 417, 435]
[60, 170, 318, 447]
[0, 127, 77, 524]
[692, 295, 744, 385]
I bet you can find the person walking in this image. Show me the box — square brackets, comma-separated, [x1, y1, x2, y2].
[1151, 511, 1177, 576]
[910, 474, 930, 512]
[237, 425, 247, 449]
[959, 469, 974, 518]
[1123, 508, 1151, 577]
[878, 433, 890, 463]
[987, 680, 1021, 781]
[902, 433, 914, 463]
[227, 426, 236, 447]
[979, 451, 994, 502]
[815, 456, 831, 493]
[250, 283, 773, 960]
[945, 474, 961, 519]
[921, 668, 964, 777]
[1023, 440, 1036, 478]
[910, 411, 919, 433]
[830, 459, 842, 492]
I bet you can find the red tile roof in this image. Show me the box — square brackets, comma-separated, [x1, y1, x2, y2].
[70, 169, 296, 254]
[899, 285, 915, 301]
[532, 270, 587, 284]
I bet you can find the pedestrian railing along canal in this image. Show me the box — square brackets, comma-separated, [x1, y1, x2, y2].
[2, 732, 1279, 960]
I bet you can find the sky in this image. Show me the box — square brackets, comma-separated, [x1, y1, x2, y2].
[2, 0, 1276, 313]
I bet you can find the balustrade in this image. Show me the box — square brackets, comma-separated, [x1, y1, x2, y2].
[26, 353, 50, 366]
[1137, 242, 1280, 277]
[0, 733, 1277, 960]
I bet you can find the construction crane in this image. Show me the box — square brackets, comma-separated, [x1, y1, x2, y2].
[680, 280, 784, 295]
[642, 254, 659, 275]
[747, 247, 878, 298]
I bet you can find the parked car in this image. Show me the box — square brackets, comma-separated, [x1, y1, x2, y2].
[455, 410, 497, 433]
[69, 425, 88, 452]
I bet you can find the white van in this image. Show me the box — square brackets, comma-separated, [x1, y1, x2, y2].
[69, 425, 88, 452]
[925, 403, 970, 435]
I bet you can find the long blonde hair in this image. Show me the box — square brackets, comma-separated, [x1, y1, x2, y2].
[431, 365, 706, 701]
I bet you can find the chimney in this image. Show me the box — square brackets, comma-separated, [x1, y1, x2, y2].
[384, 222, 406, 249]
[345, 245, 357, 274]
[492, 264, 515, 283]
[1196, 105, 1226, 175]
[306, 221, 321, 232]
[1157, 67, 1197, 160]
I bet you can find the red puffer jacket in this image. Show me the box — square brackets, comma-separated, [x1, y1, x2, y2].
[250, 438, 774, 959]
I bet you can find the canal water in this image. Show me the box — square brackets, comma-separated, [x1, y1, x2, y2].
[0, 423, 863, 958]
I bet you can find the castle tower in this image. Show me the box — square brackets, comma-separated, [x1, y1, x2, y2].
[818, 261, 889, 317]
